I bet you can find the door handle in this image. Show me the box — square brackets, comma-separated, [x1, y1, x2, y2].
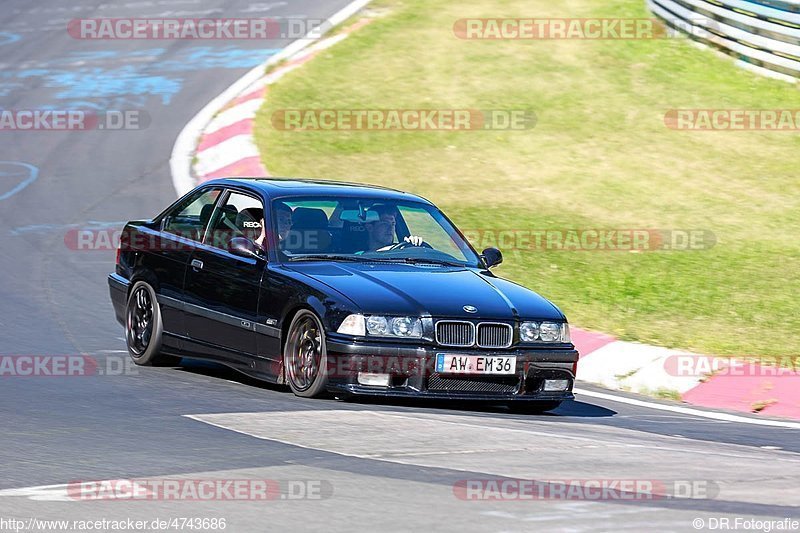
[191, 259, 204, 270]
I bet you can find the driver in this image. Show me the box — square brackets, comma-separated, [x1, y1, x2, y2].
[363, 204, 423, 251]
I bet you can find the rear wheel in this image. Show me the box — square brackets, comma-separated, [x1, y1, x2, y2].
[507, 401, 562, 414]
[125, 281, 180, 366]
[284, 310, 329, 398]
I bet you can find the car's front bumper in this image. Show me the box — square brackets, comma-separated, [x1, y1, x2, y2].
[324, 335, 578, 402]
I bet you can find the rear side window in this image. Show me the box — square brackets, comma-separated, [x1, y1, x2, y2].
[162, 188, 221, 241]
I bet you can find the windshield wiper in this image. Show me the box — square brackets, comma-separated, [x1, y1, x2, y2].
[382, 257, 466, 267]
[288, 254, 467, 267]
[288, 254, 384, 263]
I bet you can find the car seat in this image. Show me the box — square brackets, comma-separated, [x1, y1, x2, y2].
[285, 207, 331, 254]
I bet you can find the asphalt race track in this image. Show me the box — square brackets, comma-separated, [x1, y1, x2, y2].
[0, 1, 798, 531]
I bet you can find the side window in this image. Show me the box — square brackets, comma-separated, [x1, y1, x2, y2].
[205, 191, 264, 250]
[162, 188, 221, 241]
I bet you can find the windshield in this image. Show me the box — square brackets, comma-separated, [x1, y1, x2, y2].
[270, 196, 481, 267]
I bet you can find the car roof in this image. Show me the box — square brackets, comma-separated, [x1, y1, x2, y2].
[205, 177, 432, 204]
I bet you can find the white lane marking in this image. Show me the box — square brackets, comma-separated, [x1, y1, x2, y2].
[184, 413, 371, 460]
[0, 484, 72, 501]
[574, 387, 800, 429]
[0, 481, 157, 502]
[481, 503, 662, 523]
[169, 0, 374, 196]
[186, 411, 800, 463]
[364, 411, 800, 461]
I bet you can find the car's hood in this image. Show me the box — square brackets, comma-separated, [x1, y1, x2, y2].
[285, 262, 565, 321]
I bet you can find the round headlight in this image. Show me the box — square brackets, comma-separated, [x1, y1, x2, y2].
[539, 322, 561, 342]
[520, 322, 540, 342]
[366, 316, 389, 335]
[391, 317, 414, 336]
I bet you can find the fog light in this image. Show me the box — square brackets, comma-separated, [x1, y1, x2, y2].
[358, 372, 390, 387]
[543, 379, 570, 392]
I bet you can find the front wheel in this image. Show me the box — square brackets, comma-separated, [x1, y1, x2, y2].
[283, 310, 329, 398]
[125, 281, 180, 366]
[506, 401, 562, 414]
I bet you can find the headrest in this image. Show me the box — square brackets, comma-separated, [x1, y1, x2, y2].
[200, 203, 215, 226]
[236, 207, 263, 229]
[219, 204, 238, 219]
[339, 220, 369, 253]
[292, 207, 328, 229]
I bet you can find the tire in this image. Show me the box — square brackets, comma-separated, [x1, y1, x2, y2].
[283, 310, 329, 398]
[125, 281, 181, 366]
[507, 401, 562, 414]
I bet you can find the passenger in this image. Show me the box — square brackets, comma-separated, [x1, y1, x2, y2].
[255, 202, 293, 249]
[275, 202, 293, 242]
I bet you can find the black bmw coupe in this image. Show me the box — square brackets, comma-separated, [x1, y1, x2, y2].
[108, 178, 578, 412]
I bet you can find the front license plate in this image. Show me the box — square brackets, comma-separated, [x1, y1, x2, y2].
[435, 354, 516, 375]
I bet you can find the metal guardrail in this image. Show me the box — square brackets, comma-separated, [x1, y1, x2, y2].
[649, 0, 800, 80]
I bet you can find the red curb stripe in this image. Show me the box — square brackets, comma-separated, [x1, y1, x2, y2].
[682, 368, 800, 419]
[571, 328, 616, 358]
[233, 87, 267, 107]
[346, 18, 371, 32]
[197, 119, 254, 152]
[200, 156, 267, 180]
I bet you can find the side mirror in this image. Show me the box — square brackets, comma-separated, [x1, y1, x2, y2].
[229, 237, 265, 261]
[481, 247, 503, 269]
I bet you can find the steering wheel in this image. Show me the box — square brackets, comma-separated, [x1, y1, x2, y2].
[384, 240, 433, 251]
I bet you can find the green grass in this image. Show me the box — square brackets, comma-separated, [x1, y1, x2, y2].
[648, 387, 683, 402]
[254, 0, 800, 358]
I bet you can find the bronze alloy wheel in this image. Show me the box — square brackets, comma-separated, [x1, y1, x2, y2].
[284, 310, 329, 397]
